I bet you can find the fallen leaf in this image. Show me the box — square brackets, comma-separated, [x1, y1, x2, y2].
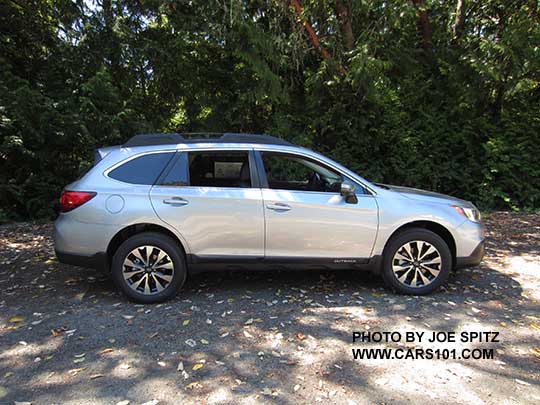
[74, 292, 86, 301]
[68, 367, 86, 376]
[186, 382, 202, 390]
[9, 315, 25, 323]
[177, 361, 184, 371]
[90, 374, 104, 379]
[100, 348, 114, 355]
[515, 379, 530, 386]
[200, 339, 209, 345]
[261, 387, 278, 396]
[192, 363, 204, 371]
[183, 319, 190, 326]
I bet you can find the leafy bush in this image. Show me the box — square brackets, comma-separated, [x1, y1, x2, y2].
[0, 0, 538, 219]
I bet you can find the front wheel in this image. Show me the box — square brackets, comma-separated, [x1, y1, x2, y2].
[111, 232, 187, 303]
[381, 229, 452, 295]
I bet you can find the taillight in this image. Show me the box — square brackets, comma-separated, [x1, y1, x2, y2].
[59, 191, 97, 213]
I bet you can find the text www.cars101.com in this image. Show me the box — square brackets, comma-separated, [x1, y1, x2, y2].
[352, 347, 494, 360]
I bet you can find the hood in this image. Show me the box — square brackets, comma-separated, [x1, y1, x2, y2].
[376, 184, 474, 207]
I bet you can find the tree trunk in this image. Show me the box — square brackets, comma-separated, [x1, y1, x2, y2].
[335, 0, 354, 50]
[289, 0, 331, 60]
[452, 0, 466, 41]
[289, 0, 347, 75]
[411, 0, 433, 51]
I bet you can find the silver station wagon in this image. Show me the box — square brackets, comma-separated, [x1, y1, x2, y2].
[54, 133, 485, 303]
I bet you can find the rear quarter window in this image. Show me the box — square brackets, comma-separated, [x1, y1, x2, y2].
[108, 152, 173, 185]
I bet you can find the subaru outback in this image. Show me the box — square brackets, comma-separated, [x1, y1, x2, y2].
[54, 133, 484, 303]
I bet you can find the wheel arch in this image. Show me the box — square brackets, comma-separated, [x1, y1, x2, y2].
[106, 223, 188, 270]
[384, 221, 456, 266]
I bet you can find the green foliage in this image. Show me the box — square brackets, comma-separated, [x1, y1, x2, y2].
[0, 0, 539, 219]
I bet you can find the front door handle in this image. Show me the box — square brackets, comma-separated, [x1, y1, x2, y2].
[163, 197, 189, 206]
[266, 202, 291, 211]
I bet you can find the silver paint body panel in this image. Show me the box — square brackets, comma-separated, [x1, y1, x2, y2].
[54, 141, 484, 264]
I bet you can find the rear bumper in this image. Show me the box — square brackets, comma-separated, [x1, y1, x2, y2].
[55, 250, 109, 271]
[454, 240, 485, 269]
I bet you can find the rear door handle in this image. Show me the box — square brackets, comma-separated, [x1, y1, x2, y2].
[266, 202, 291, 211]
[163, 197, 189, 206]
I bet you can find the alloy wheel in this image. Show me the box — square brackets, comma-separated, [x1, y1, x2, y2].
[122, 245, 174, 295]
[391, 240, 442, 288]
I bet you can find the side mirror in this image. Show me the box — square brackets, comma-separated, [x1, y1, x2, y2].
[340, 181, 358, 204]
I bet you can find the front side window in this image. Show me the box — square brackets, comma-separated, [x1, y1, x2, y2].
[188, 151, 251, 188]
[108, 152, 173, 185]
[261, 152, 344, 193]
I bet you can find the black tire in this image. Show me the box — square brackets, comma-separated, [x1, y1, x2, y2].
[111, 232, 187, 303]
[381, 228, 451, 295]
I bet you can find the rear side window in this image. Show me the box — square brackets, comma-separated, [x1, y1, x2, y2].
[188, 151, 251, 188]
[108, 152, 173, 185]
[158, 153, 189, 186]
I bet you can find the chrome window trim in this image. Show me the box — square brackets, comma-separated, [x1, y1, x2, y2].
[103, 144, 377, 195]
[259, 188, 373, 198]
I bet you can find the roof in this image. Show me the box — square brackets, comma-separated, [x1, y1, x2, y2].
[123, 133, 293, 147]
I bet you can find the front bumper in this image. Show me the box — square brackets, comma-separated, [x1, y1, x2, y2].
[454, 239, 485, 269]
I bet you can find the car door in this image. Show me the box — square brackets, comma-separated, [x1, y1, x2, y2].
[150, 148, 265, 261]
[256, 150, 378, 261]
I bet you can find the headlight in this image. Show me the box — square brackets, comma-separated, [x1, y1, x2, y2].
[452, 205, 481, 222]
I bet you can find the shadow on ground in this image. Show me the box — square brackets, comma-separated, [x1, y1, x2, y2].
[0, 212, 539, 404]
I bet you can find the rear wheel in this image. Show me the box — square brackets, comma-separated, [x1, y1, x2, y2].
[112, 232, 186, 303]
[381, 229, 451, 295]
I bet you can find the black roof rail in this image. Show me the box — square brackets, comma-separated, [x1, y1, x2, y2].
[123, 133, 185, 147]
[123, 132, 293, 147]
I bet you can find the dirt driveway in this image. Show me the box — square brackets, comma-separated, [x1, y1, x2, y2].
[1, 212, 539, 404]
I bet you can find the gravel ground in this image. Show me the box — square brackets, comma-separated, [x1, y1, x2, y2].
[1, 212, 539, 404]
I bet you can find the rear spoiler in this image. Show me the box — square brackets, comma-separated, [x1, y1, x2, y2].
[94, 146, 120, 165]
